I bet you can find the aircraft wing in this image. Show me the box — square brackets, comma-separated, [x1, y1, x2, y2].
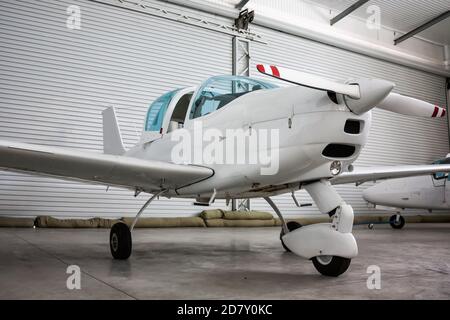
[331, 164, 450, 185]
[0, 140, 214, 192]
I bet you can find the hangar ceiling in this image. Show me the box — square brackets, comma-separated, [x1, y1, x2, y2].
[303, 0, 450, 45]
[209, 0, 450, 45]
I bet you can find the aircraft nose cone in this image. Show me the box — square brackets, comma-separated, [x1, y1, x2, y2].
[362, 182, 388, 204]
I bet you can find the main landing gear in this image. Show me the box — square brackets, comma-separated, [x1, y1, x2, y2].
[109, 190, 166, 260]
[265, 180, 358, 277]
[110, 222, 132, 259]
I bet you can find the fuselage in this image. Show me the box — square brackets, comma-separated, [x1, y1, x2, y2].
[363, 174, 450, 210]
[124, 75, 371, 200]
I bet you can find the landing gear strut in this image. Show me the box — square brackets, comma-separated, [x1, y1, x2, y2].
[109, 189, 166, 260]
[263, 197, 302, 252]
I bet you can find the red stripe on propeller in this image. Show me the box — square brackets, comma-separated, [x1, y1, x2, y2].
[442, 109, 446, 117]
[270, 66, 280, 78]
[256, 64, 266, 73]
[432, 106, 439, 117]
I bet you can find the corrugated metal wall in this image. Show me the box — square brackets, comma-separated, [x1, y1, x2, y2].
[0, 0, 448, 218]
[0, 0, 232, 218]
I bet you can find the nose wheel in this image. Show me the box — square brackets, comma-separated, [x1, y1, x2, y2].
[389, 214, 405, 229]
[311, 255, 351, 277]
[110, 222, 132, 260]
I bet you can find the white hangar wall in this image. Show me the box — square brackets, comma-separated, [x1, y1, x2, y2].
[0, 0, 448, 218]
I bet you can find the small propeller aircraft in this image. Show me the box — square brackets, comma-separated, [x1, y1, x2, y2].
[362, 155, 450, 229]
[1, 64, 449, 277]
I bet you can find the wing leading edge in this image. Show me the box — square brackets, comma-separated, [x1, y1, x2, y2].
[0, 140, 213, 192]
[331, 165, 450, 185]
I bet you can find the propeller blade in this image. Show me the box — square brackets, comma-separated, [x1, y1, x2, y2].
[256, 64, 445, 119]
[256, 64, 361, 99]
[378, 93, 446, 118]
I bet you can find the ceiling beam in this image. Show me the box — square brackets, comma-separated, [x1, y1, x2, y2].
[235, 0, 250, 10]
[394, 10, 450, 45]
[330, 0, 369, 26]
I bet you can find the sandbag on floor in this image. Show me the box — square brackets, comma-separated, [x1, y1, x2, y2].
[354, 215, 388, 224]
[222, 210, 274, 220]
[122, 217, 206, 228]
[0, 216, 35, 228]
[417, 215, 450, 223]
[199, 209, 224, 220]
[274, 217, 329, 226]
[97, 218, 123, 228]
[36, 216, 102, 228]
[206, 219, 276, 227]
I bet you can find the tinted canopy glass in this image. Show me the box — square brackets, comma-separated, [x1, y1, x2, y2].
[189, 76, 277, 119]
[145, 89, 179, 131]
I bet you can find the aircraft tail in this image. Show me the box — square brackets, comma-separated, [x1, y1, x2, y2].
[102, 107, 126, 155]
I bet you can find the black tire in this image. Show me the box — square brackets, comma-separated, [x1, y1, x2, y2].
[312, 256, 351, 277]
[389, 215, 405, 229]
[110, 222, 132, 260]
[280, 221, 302, 252]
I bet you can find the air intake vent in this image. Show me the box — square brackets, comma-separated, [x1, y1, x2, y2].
[322, 144, 356, 158]
[344, 120, 361, 134]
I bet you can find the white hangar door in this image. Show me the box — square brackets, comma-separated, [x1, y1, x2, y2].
[0, 0, 233, 218]
[249, 25, 449, 217]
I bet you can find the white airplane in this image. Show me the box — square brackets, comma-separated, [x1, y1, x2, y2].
[362, 155, 450, 229]
[0, 64, 449, 277]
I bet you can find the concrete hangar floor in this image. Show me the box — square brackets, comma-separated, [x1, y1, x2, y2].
[0, 224, 449, 299]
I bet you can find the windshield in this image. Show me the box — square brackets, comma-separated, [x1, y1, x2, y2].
[189, 76, 277, 119]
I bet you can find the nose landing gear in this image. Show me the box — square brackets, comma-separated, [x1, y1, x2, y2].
[389, 214, 405, 229]
[265, 180, 358, 277]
